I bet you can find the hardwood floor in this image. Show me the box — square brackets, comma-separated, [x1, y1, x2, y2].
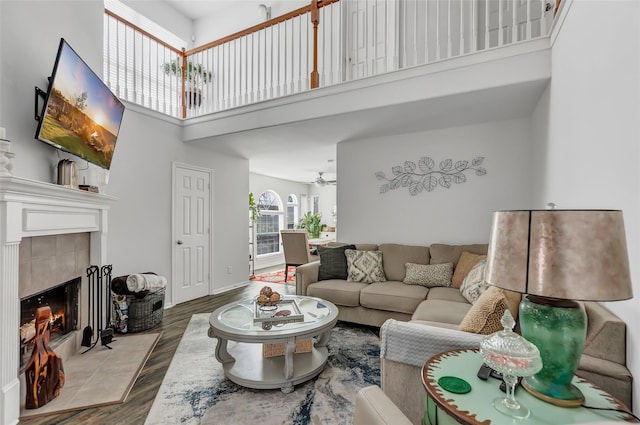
[21, 280, 297, 425]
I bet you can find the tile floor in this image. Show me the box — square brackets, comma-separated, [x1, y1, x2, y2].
[20, 332, 160, 419]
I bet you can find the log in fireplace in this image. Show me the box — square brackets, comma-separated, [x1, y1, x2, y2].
[20, 277, 80, 368]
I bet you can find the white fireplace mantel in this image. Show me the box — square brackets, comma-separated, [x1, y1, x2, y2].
[0, 175, 116, 425]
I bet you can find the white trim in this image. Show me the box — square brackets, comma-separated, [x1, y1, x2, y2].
[0, 175, 115, 425]
[171, 162, 214, 305]
[549, 0, 573, 47]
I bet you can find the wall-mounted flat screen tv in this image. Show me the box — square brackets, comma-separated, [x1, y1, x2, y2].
[35, 38, 125, 170]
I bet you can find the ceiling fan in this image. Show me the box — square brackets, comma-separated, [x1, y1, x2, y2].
[313, 172, 336, 186]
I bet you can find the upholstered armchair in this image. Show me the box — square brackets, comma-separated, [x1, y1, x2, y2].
[280, 230, 319, 278]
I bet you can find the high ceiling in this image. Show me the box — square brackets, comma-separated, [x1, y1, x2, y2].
[163, 0, 336, 183]
[163, 0, 233, 20]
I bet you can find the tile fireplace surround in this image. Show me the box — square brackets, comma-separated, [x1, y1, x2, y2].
[0, 175, 115, 425]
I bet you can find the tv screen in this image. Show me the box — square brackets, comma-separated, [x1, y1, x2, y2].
[35, 38, 125, 170]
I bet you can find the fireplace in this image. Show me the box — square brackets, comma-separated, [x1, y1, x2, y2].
[20, 277, 80, 368]
[0, 174, 115, 425]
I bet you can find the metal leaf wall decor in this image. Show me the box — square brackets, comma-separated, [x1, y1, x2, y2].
[375, 156, 487, 196]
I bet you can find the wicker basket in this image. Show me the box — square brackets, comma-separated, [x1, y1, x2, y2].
[263, 337, 313, 358]
[125, 287, 165, 333]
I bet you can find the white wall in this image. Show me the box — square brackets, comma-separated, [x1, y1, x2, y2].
[0, 1, 250, 306]
[123, 0, 194, 49]
[338, 118, 534, 245]
[1, 1, 104, 182]
[108, 106, 249, 302]
[194, 1, 308, 45]
[530, 0, 640, 410]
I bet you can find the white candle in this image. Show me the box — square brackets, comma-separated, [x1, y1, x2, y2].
[0, 127, 5, 140]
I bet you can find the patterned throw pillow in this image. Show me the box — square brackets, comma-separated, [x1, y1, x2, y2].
[459, 286, 509, 334]
[344, 249, 386, 283]
[459, 259, 490, 304]
[317, 244, 356, 280]
[403, 262, 453, 287]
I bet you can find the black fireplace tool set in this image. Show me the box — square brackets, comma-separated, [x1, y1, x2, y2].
[81, 264, 114, 353]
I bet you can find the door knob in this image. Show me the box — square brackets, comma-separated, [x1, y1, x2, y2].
[177, 240, 183, 245]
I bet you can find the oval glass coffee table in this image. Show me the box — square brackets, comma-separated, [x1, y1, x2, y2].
[208, 295, 338, 393]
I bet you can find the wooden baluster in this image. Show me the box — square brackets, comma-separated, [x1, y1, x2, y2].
[310, 0, 319, 89]
[180, 48, 187, 119]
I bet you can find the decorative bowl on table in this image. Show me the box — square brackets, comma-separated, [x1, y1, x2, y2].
[480, 310, 542, 420]
[256, 286, 281, 311]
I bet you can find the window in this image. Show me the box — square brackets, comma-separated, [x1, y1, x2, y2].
[287, 194, 299, 229]
[256, 190, 283, 255]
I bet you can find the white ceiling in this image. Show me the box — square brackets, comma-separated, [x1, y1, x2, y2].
[164, 0, 295, 21]
[163, 0, 233, 20]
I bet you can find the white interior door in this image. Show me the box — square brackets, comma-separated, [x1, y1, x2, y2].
[346, 0, 398, 81]
[172, 163, 212, 305]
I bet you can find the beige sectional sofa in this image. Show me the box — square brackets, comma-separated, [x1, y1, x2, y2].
[295, 242, 633, 423]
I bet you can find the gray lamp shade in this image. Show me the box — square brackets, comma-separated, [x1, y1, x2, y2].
[486, 210, 633, 301]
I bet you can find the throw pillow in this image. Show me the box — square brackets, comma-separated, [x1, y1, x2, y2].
[451, 251, 487, 288]
[317, 244, 356, 280]
[459, 286, 509, 334]
[345, 249, 386, 283]
[403, 262, 453, 287]
[459, 259, 489, 304]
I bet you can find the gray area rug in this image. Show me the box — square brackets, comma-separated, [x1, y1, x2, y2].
[145, 313, 380, 425]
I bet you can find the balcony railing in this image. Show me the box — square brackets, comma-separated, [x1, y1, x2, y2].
[104, 0, 555, 119]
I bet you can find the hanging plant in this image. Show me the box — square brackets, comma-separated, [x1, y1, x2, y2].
[375, 156, 487, 196]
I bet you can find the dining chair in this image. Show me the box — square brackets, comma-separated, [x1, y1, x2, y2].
[280, 230, 319, 283]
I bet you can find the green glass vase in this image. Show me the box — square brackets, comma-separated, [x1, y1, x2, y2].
[519, 295, 587, 407]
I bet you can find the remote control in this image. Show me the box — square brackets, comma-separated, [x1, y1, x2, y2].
[477, 363, 492, 380]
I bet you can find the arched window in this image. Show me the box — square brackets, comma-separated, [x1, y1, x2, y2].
[256, 190, 283, 255]
[287, 194, 299, 229]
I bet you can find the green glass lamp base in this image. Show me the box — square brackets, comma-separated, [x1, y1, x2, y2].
[519, 295, 587, 408]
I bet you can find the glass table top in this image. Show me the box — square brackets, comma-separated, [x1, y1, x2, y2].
[212, 295, 336, 337]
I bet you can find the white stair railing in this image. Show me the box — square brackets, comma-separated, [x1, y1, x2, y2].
[104, 0, 555, 119]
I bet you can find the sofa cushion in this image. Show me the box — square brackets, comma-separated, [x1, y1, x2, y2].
[355, 243, 379, 251]
[429, 243, 488, 267]
[317, 244, 356, 280]
[379, 244, 430, 282]
[403, 262, 453, 287]
[360, 281, 429, 314]
[459, 286, 509, 334]
[412, 299, 472, 325]
[426, 287, 469, 303]
[306, 280, 369, 307]
[459, 260, 490, 304]
[345, 249, 387, 283]
[451, 251, 487, 288]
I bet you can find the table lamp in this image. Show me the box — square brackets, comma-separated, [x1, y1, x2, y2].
[485, 209, 633, 407]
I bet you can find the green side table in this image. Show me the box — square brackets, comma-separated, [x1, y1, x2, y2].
[421, 348, 636, 425]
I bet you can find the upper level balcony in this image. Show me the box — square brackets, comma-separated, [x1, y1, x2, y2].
[105, 0, 557, 176]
